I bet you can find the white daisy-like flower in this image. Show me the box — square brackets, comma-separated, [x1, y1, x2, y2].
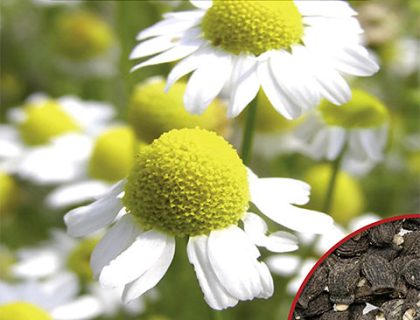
[130, 0, 379, 119]
[295, 89, 390, 175]
[0, 273, 102, 320]
[11, 230, 146, 317]
[64, 128, 334, 310]
[0, 93, 115, 186]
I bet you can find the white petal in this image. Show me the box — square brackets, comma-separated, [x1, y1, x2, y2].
[254, 261, 274, 299]
[64, 180, 126, 237]
[190, 0, 213, 9]
[130, 35, 180, 59]
[326, 127, 346, 160]
[90, 215, 141, 279]
[294, 0, 357, 17]
[42, 272, 80, 309]
[131, 40, 204, 72]
[293, 45, 351, 105]
[12, 250, 61, 279]
[332, 46, 379, 76]
[46, 180, 111, 209]
[164, 44, 216, 92]
[265, 255, 301, 277]
[257, 60, 301, 120]
[187, 235, 238, 310]
[269, 50, 320, 111]
[358, 129, 384, 161]
[122, 236, 175, 303]
[137, 11, 204, 40]
[51, 296, 103, 320]
[249, 175, 311, 206]
[208, 226, 265, 301]
[184, 53, 232, 115]
[242, 212, 299, 253]
[227, 57, 260, 118]
[99, 230, 172, 288]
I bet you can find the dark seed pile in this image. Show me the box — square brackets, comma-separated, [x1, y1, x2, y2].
[292, 217, 420, 320]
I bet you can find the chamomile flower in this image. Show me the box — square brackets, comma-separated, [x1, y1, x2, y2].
[11, 230, 146, 317]
[130, 0, 379, 119]
[295, 89, 390, 175]
[45, 125, 145, 209]
[0, 93, 115, 185]
[64, 128, 334, 310]
[0, 273, 102, 320]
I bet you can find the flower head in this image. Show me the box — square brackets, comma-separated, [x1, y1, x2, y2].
[64, 128, 334, 310]
[131, 0, 379, 119]
[295, 89, 390, 175]
[128, 78, 229, 143]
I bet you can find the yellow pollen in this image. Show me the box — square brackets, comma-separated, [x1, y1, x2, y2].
[19, 100, 80, 146]
[318, 90, 389, 129]
[123, 128, 250, 237]
[0, 303, 53, 320]
[202, 0, 304, 56]
[128, 80, 229, 144]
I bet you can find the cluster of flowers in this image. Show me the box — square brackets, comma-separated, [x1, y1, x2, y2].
[2, 0, 413, 319]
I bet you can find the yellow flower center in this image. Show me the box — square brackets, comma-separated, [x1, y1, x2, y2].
[202, 0, 304, 56]
[54, 11, 114, 60]
[89, 127, 145, 182]
[0, 303, 53, 320]
[318, 90, 389, 129]
[19, 100, 80, 146]
[67, 237, 99, 282]
[238, 89, 301, 133]
[128, 80, 229, 143]
[124, 128, 250, 237]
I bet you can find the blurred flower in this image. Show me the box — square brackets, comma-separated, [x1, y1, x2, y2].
[53, 11, 114, 61]
[11, 230, 146, 317]
[128, 77, 230, 144]
[302, 164, 365, 225]
[45, 125, 145, 209]
[131, 0, 378, 119]
[295, 89, 390, 175]
[0, 273, 103, 320]
[52, 11, 119, 78]
[0, 94, 115, 185]
[64, 128, 334, 310]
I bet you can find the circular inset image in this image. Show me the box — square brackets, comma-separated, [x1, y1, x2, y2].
[289, 215, 420, 320]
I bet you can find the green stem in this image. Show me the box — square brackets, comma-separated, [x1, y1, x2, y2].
[240, 94, 259, 166]
[322, 146, 346, 214]
[212, 310, 224, 320]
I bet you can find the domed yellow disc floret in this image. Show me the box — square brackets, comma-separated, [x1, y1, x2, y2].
[0, 303, 53, 320]
[303, 165, 365, 225]
[124, 128, 250, 237]
[67, 237, 99, 282]
[19, 100, 80, 146]
[318, 89, 389, 129]
[54, 11, 114, 60]
[89, 127, 144, 182]
[128, 80, 229, 143]
[238, 90, 301, 133]
[202, 0, 304, 56]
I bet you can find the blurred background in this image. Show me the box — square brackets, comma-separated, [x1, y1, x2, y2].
[0, 1, 419, 320]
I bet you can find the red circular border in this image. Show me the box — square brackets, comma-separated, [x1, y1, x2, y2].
[287, 213, 420, 320]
